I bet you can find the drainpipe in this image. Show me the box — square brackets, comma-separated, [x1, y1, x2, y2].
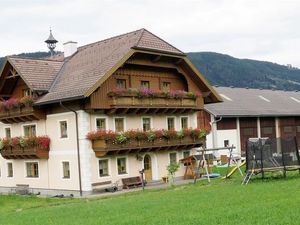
[59, 101, 82, 197]
[210, 116, 222, 149]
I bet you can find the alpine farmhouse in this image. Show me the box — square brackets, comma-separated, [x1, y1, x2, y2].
[0, 29, 221, 196]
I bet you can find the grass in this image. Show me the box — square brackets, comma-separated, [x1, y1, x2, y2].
[0, 168, 300, 225]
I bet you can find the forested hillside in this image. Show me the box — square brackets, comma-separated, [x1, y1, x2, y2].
[1, 51, 299, 91]
[187, 52, 300, 91]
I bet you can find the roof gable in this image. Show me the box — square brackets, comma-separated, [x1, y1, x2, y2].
[4, 57, 63, 91]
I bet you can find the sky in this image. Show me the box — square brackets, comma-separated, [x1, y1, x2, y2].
[0, 0, 299, 67]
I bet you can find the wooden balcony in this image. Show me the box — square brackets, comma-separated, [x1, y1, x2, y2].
[91, 136, 205, 157]
[0, 105, 45, 124]
[104, 93, 203, 114]
[1, 146, 50, 159]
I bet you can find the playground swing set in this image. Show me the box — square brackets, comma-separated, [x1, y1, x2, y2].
[180, 145, 245, 183]
[180, 136, 300, 185]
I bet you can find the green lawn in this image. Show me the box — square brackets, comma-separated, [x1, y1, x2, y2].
[0, 169, 300, 225]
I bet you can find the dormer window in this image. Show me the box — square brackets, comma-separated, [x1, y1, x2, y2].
[23, 88, 33, 97]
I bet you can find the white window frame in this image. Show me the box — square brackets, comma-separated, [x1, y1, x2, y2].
[180, 116, 189, 129]
[98, 158, 111, 178]
[116, 156, 129, 176]
[61, 160, 71, 179]
[24, 161, 40, 179]
[141, 116, 153, 131]
[58, 119, 69, 139]
[21, 123, 38, 137]
[166, 116, 176, 130]
[113, 117, 126, 132]
[4, 126, 12, 138]
[182, 150, 191, 159]
[6, 162, 13, 178]
[168, 152, 178, 165]
[95, 116, 108, 131]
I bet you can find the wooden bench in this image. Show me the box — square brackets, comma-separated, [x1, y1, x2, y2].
[121, 176, 144, 189]
[91, 181, 118, 193]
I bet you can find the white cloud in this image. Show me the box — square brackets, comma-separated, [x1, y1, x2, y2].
[0, 0, 299, 67]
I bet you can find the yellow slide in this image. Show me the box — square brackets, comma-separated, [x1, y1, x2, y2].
[222, 161, 246, 179]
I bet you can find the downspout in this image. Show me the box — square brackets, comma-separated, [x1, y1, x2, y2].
[210, 116, 222, 148]
[59, 101, 83, 197]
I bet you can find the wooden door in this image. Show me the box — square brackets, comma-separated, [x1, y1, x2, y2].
[144, 154, 152, 181]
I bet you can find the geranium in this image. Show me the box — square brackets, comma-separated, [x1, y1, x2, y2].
[137, 88, 155, 98]
[3, 98, 20, 110]
[86, 130, 116, 141]
[9, 137, 20, 148]
[37, 136, 50, 150]
[20, 96, 34, 106]
[124, 129, 137, 140]
[163, 129, 177, 140]
[135, 130, 147, 141]
[154, 130, 164, 139]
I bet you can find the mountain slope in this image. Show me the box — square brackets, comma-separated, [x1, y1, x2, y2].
[187, 52, 300, 91]
[0, 51, 299, 91]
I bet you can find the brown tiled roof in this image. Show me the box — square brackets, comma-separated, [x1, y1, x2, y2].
[36, 28, 185, 104]
[8, 57, 63, 91]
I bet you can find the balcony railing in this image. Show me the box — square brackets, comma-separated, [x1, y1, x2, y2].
[0, 136, 50, 159]
[90, 136, 205, 157]
[0, 97, 45, 123]
[1, 146, 50, 159]
[105, 89, 203, 114]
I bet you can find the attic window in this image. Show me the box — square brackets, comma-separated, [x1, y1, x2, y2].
[219, 94, 233, 101]
[290, 97, 300, 103]
[258, 95, 270, 102]
[23, 89, 33, 97]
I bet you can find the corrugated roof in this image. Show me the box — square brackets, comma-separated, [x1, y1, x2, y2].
[8, 57, 63, 91]
[205, 87, 300, 117]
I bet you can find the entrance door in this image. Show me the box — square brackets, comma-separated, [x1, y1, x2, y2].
[144, 154, 152, 181]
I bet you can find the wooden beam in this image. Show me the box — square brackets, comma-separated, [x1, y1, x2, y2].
[152, 55, 161, 62]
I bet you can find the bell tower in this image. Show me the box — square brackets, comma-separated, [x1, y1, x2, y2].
[45, 29, 58, 56]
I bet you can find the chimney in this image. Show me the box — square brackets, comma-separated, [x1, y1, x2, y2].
[63, 41, 78, 58]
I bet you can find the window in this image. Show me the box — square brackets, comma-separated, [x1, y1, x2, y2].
[23, 125, 36, 137]
[169, 153, 177, 165]
[117, 157, 127, 175]
[115, 118, 124, 132]
[7, 163, 13, 177]
[224, 140, 229, 147]
[96, 118, 106, 130]
[142, 117, 151, 131]
[140, 80, 150, 89]
[262, 127, 273, 135]
[62, 162, 70, 179]
[183, 151, 190, 159]
[116, 79, 126, 89]
[162, 82, 170, 92]
[167, 117, 175, 130]
[283, 126, 292, 133]
[60, 121, 68, 138]
[181, 117, 188, 129]
[23, 88, 33, 97]
[5, 127, 11, 138]
[99, 159, 109, 177]
[26, 162, 39, 178]
[243, 128, 253, 136]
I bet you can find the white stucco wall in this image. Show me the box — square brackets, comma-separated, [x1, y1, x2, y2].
[0, 111, 198, 194]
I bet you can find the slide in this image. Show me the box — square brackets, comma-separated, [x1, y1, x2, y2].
[222, 161, 246, 179]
